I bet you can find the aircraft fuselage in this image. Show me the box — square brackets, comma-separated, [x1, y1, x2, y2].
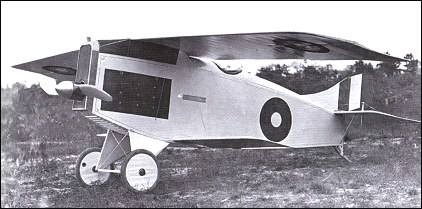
[90, 52, 345, 149]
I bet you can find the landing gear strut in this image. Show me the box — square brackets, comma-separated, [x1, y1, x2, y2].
[75, 130, 167, 193]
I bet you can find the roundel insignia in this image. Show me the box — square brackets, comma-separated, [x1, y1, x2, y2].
[273, 38, 330, 53]
[260, 97, 292, 142]
[42, 65, 76, 75]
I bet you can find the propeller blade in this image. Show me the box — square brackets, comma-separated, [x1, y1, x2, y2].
[55, 81, 113, 102]
[39, 80, 59, 96]
[76, 84, 113, 102]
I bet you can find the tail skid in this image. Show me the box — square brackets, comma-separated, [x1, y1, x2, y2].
[334, 143, 352, 163]
[334, 113, 358, 163]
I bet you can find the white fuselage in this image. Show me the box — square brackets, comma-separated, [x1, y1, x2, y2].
[91, 51, 345, 148]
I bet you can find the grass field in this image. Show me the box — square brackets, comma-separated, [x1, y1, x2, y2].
[1, 135, 420, 208]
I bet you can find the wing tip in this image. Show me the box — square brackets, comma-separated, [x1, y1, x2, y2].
[11, 63, 25, 70]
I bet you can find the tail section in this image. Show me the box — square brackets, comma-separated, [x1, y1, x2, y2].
[302, 74, 363, 111]
[303, 73, 420, 123]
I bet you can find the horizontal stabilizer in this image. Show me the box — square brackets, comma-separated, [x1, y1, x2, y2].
[334, 110, 421, 123]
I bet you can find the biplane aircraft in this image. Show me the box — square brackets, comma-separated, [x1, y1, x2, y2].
[13, 32, 421, 193]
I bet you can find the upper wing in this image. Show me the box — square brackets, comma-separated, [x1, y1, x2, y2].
[12, 50, 79, 82]
[12, 31, 405, 82]
[99, 32, 406, 61]
[334, 110, 421, 123]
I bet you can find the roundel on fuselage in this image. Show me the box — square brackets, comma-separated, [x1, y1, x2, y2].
[260, 97, 292, 142]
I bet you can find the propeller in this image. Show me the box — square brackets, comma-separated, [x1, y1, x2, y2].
[55, 81, 112, 102]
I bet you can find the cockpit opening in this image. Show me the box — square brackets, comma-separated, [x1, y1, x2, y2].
[212, 61, 242, 75]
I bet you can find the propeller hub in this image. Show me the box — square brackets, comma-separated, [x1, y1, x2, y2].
[55, 81, 75, 99]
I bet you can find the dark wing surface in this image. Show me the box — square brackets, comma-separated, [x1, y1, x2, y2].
[12, 50, 79, 82]
[13, 32, 405, 81]
[99, 32, 405, 61]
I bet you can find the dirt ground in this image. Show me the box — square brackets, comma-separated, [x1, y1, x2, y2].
[1, 136, 421, 208]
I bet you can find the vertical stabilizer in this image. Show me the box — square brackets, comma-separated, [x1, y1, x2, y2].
[302, 74, 363, 111]
[348, 74, 362, 110]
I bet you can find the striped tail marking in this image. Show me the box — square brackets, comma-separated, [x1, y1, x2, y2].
[338, 74, 362, 111]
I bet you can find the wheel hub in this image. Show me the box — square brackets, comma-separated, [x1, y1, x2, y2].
[139, 168, 146, 176]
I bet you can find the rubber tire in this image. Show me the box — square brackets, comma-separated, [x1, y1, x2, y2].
[120, 149, 160, 193]
[75, 147, 112, 186]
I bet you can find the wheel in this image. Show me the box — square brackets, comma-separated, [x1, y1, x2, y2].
[75, 147, 111, 186]
[120, 149, 160, 193]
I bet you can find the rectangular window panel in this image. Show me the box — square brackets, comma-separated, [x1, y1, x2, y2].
[101, 69, 172, 119]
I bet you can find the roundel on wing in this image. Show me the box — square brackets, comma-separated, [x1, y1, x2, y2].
[260, 97, 292, 142]
[42, 65, 76, 75]
[273, 38, 330, 53]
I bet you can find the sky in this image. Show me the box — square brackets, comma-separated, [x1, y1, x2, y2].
[1, 1, 421, 90]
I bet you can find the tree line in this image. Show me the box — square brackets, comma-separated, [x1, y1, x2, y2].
[256, 53, 420, 95]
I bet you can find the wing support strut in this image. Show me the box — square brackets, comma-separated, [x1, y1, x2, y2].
[334, 114, 356, 163]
